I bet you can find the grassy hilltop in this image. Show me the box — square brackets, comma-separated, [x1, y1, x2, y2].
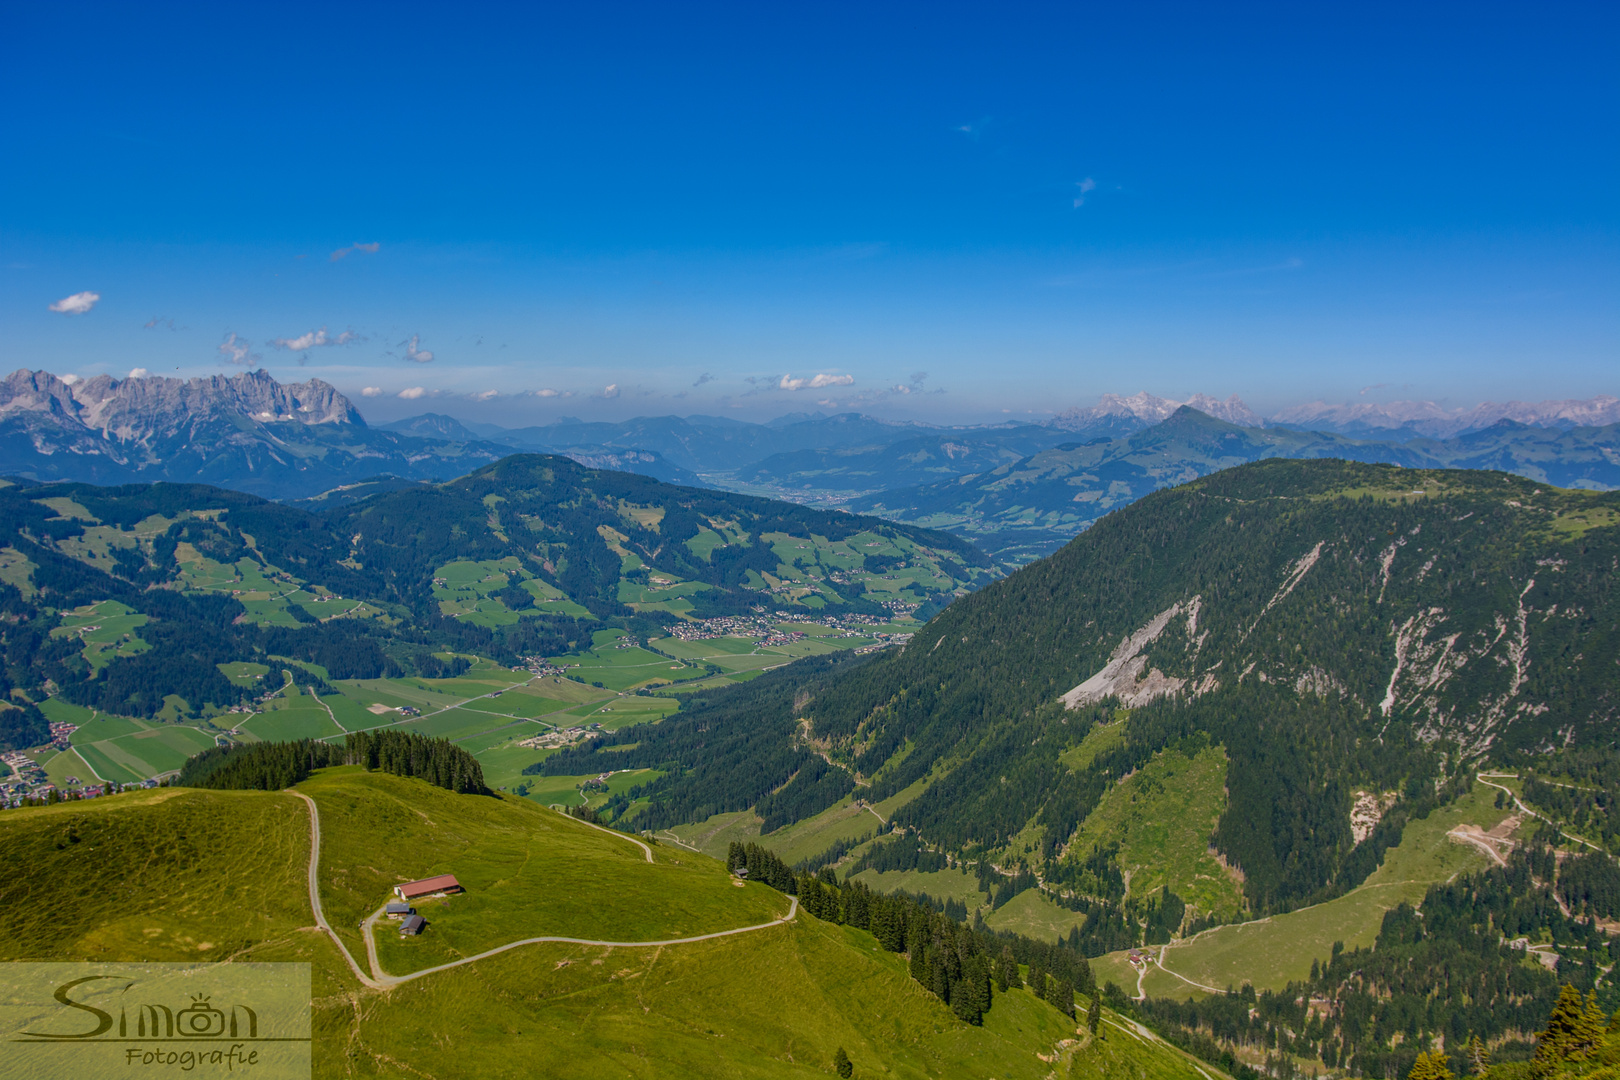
[0, 768, 1220, 1079]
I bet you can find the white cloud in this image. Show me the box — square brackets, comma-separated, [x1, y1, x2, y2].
[531, 388, 569, 398]
[361, 386, 383, 397]
[218, 332, 258, 366]
[61, 374, 81, 385]
[143, 316, 183, 331]
[398, 387, 426, 400]
[779, 372, 854, 391]
[49, 291, 100, 315]
[127, 368, 149, 379]
[403, 334, 434, 363]
[1073, 177, 1096, 208]
[601, 383, 620, 399]
[270, 326, 361, 351]
[330, 241, 381, 262]
[816, 398, 839, 407]
[472, 389, 499, 401]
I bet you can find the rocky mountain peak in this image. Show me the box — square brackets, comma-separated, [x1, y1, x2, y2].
[0, 368, 364, 441]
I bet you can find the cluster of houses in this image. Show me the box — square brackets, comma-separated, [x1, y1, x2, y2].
[386, 875, 464, 937]
[854, 632, 914, 655]
[517, 724, 601, 751]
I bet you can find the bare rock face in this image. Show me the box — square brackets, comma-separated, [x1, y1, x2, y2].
[0, 368, 508, 499]
[0, 369, 363, 445]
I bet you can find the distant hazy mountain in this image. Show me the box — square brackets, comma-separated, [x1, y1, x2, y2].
[853, 408, 1620, 561]
[733, 425, 1076, 493]
[1270, 394, 1620, 439]
[379, 412, 482, 441]
[1051, 391, 1263, 433]
[488, 411, 932, 473]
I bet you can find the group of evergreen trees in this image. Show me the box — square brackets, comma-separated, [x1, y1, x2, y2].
[725, 841, 1094, 1026]
[177, 731, 488, 794]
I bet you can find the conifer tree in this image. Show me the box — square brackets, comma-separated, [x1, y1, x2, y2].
[1030, 966, 1047, 1002]
[996, 945, 1016, 992]
[834, 1046, 853, 1078]
[1088, 993, 1101, 1037]
[1053, 976, 1076, 1020]
[1534, 985, 1603, 1076]
[1465, 1035, 1489, 1075]
[1410, 1051, 1456, 1080]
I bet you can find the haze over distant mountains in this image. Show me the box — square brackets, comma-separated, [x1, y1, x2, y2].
[2, 368, 1615, 561]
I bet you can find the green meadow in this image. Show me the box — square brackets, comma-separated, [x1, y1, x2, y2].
[0, 765, 1227, 1078]
[1093, 781, 1513, 996]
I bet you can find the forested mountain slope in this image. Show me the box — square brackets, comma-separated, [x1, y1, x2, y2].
[550, 460, 1620, 916]
[0, 455, 988, 724]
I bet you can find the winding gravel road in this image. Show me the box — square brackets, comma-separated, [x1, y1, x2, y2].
[289, 790, 797, 990]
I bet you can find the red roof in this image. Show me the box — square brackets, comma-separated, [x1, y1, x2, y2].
[397, 874, 462, 898]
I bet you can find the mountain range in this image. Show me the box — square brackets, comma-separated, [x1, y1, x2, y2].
[854, 407, 1620, 560]
[3, 369, 1615, 563]
[0, 369, 703, 496]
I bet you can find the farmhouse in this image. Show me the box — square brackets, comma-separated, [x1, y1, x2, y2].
[395, 874, 463, 901]
[399, 914, 426, 936]
[385, 902, 414, 919]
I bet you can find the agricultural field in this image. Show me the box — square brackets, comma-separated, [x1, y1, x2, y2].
[50, 703, 219, 784]
[551, 629, 690, 691]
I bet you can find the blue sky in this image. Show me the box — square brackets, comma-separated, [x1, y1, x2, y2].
[2, 2, 1615, 424]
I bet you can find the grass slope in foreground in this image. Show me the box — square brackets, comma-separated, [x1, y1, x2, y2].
[0, 769, 1222, 1079]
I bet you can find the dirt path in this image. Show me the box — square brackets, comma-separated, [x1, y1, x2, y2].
[1448, 824, 1512, 867]
[309, 687, 343, 733]
[290, 789, 796, 991]
[1152, 945, 1224, 994]
[1477, 772, 1605, 852]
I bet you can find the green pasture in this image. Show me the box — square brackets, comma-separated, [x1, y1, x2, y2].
[0, 769, 1225, 1079]
[1118, 781, 1514, 996]
[1059, 718, 1129, 772]
[751, 795, 888, 866]
[241, 707, 342, 742]
[39, 697, 99, 727]
[1064, 743, 1244, 921]
[664, 809, 765, 859]
[472, 740, 552, 792]
[218, 660, 271, 687]
[983, 887, 1083, 940]
[50, 599, 151, 669]
[304, 769, 787, 976]
[853, 865, 989, 910]
[58, 716, 218, 782]
[683, 526, 727, 560]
